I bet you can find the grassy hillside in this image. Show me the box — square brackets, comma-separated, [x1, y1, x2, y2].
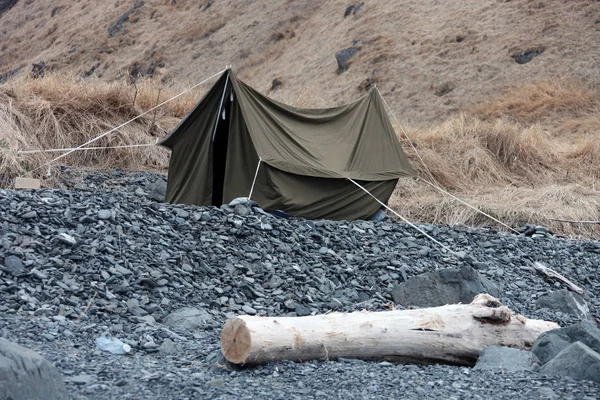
[1, 0, 599, 123]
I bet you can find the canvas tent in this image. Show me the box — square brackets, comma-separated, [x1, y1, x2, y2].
[159, 69, 416, 220]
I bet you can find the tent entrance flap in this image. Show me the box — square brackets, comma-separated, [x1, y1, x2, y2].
[211, 80, 232, 206]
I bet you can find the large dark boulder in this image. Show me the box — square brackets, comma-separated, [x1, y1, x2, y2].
[0, 338, 68, 400]
[535, 289, 591, 320]
[391, 265, 500, 307]
[531, 321, 600, 365]
[474, 346, 540, 372]
[539, 341, 600, 383]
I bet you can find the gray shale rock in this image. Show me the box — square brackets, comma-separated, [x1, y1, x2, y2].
[535, 289, 591, 320]
[474, 346, 540, 372]
[531, 321, 600, 365]
[158, 338, 178, 355]
[97, 209, 112, 220]
[1, 167, 600, 400]
[163, 307, 216, 331]
[3, 255, 25, 276]
[391, 265, 500, 307]
[0, 338, 68, 400]
[146, 178, 167, 202]
[539, 341, 600, 383]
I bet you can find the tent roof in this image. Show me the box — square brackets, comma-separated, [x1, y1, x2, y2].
[160, 69, 416, 181]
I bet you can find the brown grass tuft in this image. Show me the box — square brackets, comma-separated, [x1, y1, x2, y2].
[401, 115, 558, 190]
[390, 113, 599, 238]
[473, 79, 600, 136]
[0, 72, 203, 187]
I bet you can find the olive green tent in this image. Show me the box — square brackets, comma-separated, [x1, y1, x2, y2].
[159, 69, 416, 220]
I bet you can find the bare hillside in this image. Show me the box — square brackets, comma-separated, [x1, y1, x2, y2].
[1, 0, 599, 124]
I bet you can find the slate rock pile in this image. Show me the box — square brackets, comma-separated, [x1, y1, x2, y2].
[516, 224, 554, 239]
[1, 168, 599, 324]
[2, 174, 599, 326]
[0, 168, 599, 399]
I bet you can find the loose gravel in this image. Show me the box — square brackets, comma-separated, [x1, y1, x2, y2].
[1, 168, 599, 399]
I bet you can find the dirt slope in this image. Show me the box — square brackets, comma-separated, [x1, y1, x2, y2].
[1, 0, 599, 124]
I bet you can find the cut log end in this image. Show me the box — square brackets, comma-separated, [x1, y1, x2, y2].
[221, 317, 252, 364]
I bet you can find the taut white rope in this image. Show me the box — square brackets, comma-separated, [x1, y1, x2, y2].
[347, 178, 459, 256]
[27, 68, 226, 175]
[248, 158, 262, 200]
[419, 178, 520, 234]
[375, 87, 439, 186]
[18, 143, 157, 154]
[375, 87, 517, 234]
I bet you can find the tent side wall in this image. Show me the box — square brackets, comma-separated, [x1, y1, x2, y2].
[252, 167, 398, 220]
[159, 72, 229, 206]
[223, 95, 398, 220]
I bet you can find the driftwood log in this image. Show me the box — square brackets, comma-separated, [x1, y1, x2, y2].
[220, 294, 559, 366]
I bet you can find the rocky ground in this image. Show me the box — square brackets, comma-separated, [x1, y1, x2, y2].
[1, 168, 600, 399]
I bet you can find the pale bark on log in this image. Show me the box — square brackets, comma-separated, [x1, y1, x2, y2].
[220, 294, 559, 366]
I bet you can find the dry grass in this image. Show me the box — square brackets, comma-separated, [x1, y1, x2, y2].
[473, 78, 600, 137]
[401, 115, 560, 190]
[390, 79, 600, 238]
[0, 72, 203, 187]
[0, 73, 598, 238]
[390, 182, 600, 239]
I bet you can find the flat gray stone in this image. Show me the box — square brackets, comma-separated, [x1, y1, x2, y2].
[392, 265, 500, 307]
[474, 346, 540, 372]
[532, 321, 600, 364]
[163, 307, 216, 331]
[295, 304, 312, 317]
[55, 233, 77, 246]
[158, 339, 178, 355]
[126, 298, 147, 316]
[65, 374, 95, 385]
[3, 255, 25, 276]
[175, 209, 189, 218]
[284, 299, 296, 310]
[242, 305, 257, 315]
[97, 210, 112, 220]
[0, 338, 68, 400]
[21, 211, 37, 219]
[539, 341, 600, 383]
[536, 289, 591, 319]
